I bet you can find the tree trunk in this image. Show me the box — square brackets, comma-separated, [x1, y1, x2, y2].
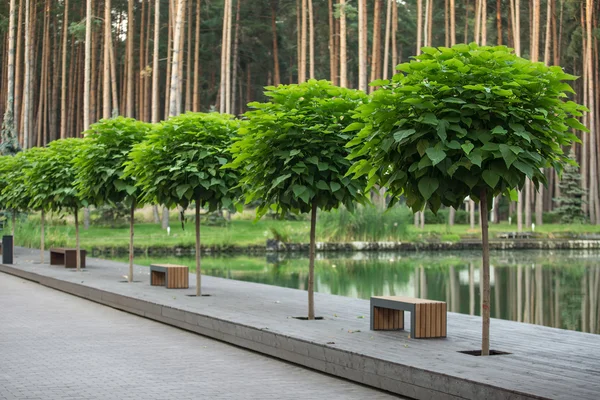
[448, 206, 456, 226]
[23, 0, 31, 148]
[75, 207, 81, 272]
[369, 0, 382, 91]
[192, 0, 201, 111]
[169, 0, 186, 117]
[358, 0, 367, 91]
[480, 188, 491, 356]
[11, 212, 16, 237]
[126, 0, 134, 117]
[339, 0, 347, 87]
[585, 0, 599, 224]
[129, 202, 135, 283]
[391, 0, 398, 67]
[103, 0, 111, 119]
[108, 27, 119, 116]
[219, 0, 231, 110]
[185, 0, 193, 112]
[195, 196, 202, 296]
[328, 0, 336, 84]
[40, 209, 45, 263]
[83, 208, 90, 230]
[1, 0, 17, 151]
[445, 0, 449, 47]
[162, 206, 170, 229]
[308, 201, 317, 319]
[416, 0, 422, 54]
[153, 205, 160, 223]
[164, 6, 172, 118]
[14, 0, 22, 143]
[299, 0, 307, 82]
[271, 1, 281, 86]
[470, 199, 475, 229]
[231, 0, 241, 114]
[308, 0, 315, 79]
[152, 0, 161, 121]
[382, 0, 392, 80]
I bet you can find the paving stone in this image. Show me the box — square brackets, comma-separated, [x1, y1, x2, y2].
[0, 273, 399, 400]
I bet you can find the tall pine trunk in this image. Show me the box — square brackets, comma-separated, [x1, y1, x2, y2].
[271, 1, 281, 86]
[126, 0, 134, 117]
[358, 0, 367, 91]
[339, 0, 347, 87]
[152, 0, 160, 122]
[169, 0, 185, 117]
[1, 0, 17, 150]
[192, 0, 201, 111]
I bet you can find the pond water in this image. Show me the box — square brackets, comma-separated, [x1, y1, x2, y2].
[108, 249, 600, 334]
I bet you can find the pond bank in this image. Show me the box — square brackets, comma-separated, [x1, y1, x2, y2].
[88, 238, 600, 256]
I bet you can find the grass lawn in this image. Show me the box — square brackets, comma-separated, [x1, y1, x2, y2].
[9, 209, 600, 251]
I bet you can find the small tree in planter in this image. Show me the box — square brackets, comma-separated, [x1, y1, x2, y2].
[348, 44, 586, 354]
[23, 147, 54, 263]
[42, 138, 86, 270]
[126, 112, 240, 296]
[226, 80, 369, 320]
[75, 117, 152, 282]
[0, 152, 32, 236]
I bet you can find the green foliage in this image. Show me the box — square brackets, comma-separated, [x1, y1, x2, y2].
[40, 138, 86, 213]
[554, 151, 588, 224]
[75, 117, 152, 208]
[227, 79, 370, 219]
[126, 112, 240, 211]
[0, 153, 31, 212]
[23, 147, 53, 212]
[348, 43, 588, 213]
[318, 204, 410, 242]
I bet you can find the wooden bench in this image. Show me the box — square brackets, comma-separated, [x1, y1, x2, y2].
[370, 296, 447, 339]
[50, 248, 86, 268]
[150, 264, 189, 289]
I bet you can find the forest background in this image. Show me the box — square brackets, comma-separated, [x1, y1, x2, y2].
[0, 0, 599, 230]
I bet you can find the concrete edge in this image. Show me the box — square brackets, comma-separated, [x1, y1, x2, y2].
[0, 264, 547, 400]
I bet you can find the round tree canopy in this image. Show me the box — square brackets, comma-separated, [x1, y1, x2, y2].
[23, 146, 53, 212]
[126, 112, 240, 211]
[75, 117, 152, 207]
[348, 43, 588, 213]
[227, 79, 370, 218]
[0, 152, 32, 213]
[43, 138, 86, 212]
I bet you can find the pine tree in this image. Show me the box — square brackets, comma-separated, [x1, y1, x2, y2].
[554, 152, 588, 224]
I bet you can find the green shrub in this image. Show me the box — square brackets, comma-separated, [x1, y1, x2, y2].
[318, 204, 410, 242]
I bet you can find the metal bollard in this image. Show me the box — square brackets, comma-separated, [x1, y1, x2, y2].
[2, 235, 13, 264]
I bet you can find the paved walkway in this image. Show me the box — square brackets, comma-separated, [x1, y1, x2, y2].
[0, 273, 400, 400]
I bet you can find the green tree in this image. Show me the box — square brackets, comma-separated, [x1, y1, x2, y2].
[348, 43, 587, 354]
[554, 150, 588, 224]
[75, 117, 152, 282]
[42, 138, 86, 270]
[227, 79, 369, 319]
[0, 152, 31, 235]
[126, 112, 240, 296]
[23, 147, 53, 263]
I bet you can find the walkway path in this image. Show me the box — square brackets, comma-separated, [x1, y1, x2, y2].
[0, 273, 400, 400]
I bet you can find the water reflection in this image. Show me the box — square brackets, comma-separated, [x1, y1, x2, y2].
[114, 250, 600, 334]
